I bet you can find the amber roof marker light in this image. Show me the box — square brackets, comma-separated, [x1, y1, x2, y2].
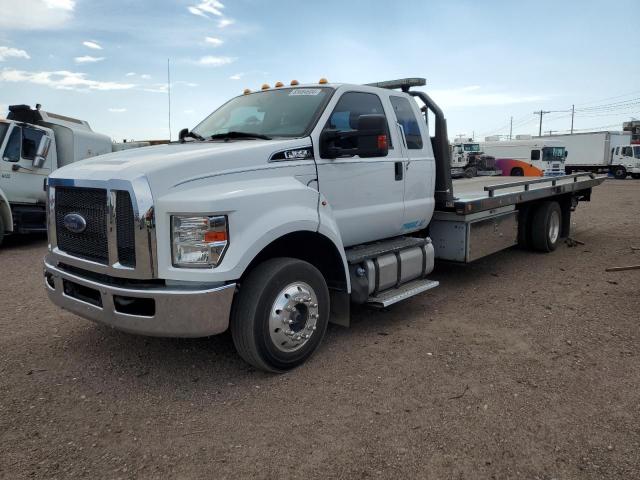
[290, 80, 299, 86]
[243, 88, 251, 95]
[318, 78, 328, 84]
[261, 83, 270, 90]
[275, 81, 284, 88]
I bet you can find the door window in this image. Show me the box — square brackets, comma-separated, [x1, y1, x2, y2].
[621, 146, 632, 157]
[3, 126, 21, 162]
[22, 127, 45, 161]
[389, 96, 423, 149]
[531, 149, 540, 161]
[326, 92, 392, 150]
[615, 146, 620, 155]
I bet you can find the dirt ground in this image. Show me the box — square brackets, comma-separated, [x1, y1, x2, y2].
[1, 180, 639, 479]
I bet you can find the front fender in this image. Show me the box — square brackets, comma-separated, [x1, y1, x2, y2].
[0, 187, 13, 233]
[155, 174, 323, 283]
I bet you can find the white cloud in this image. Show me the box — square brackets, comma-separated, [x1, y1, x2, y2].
[140, 74, 151, 80]
[83, 41, 102, 50]
[218, 18, 234, 28]
[229, 73, 243, 80]
[430, 85, 546, 108]
[125, 72, 136, 77]
[0, 0, 75, 29]
[74, 55, 105, 64]
[197, 56, 234, 66]
[188, 0, 224, 18]
[108, 108, 127, 113]
[0, 47, 30, 62]
[0, 68, 135, 91]
[205, 36, 223, 47]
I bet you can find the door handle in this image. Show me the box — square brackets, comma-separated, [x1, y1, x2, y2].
[395, 161, 403, 181]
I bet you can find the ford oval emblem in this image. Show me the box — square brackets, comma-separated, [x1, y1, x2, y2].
[63, 213, 87, 234]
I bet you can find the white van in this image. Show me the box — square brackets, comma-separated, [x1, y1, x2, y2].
[481, 139, 566, 177]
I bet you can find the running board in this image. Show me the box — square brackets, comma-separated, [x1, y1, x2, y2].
[367, 278, 439, 308]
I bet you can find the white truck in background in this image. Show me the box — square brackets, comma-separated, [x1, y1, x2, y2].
[450, 137, 500, 178]
[42, 78, 604, 372]
[0, 104, 148, 246]
[537, 131, 639, 180]
[481, 139, 567, 177]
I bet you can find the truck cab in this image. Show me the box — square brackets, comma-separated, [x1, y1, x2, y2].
[610, 145, 640, 179]
[0, 105, 113, 244]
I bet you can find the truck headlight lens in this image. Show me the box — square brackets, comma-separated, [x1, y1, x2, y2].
[171, 215, 228, 268]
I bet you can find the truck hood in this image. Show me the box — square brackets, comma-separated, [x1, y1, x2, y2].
[49, 138, 312, 194]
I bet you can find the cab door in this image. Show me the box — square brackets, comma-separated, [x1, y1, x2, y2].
[313, 90, 405, 247]
[0, 124, 50, 204]
[388, 95, 435, 231]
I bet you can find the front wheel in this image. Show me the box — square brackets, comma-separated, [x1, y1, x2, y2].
[632, 173, 640, 180]
[612, 166, 627, 180]
[511, 167, 524, 177]
[230, 258, 330, 372]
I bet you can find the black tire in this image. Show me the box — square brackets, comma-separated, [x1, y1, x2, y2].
[531, 201, 562, 252]
[632, 173, 640, 180]
[511, 167, 524, 177]
[612, 166, 627, 180]
[0, 213, 4, 248]
[464, 167, 477, 178]
[230, 258, 330, 372]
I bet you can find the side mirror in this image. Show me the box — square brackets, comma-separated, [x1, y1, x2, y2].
[564, 150, 568, 158]
[33, 135, 51, 169]
[320, 114, 389, 159]
[179, 128, 189, 143]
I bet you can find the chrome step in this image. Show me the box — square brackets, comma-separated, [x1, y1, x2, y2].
[367, 278, 439, 308]
[346, 236, 428, 264]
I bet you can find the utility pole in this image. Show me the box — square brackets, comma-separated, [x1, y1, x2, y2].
[545, 130, 555, 136]
[570, 104, 575, 134]
[533, 110, 550, 137]
[167, 58, 172, 141]
[509, 116, 513, 140]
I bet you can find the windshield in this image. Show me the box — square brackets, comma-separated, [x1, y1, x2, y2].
[634, 146, 640, 159]
[542, 146, 566, 161]
[0, 122, 9, 147]
[463, 143, 480, 152]
[192, 87, 333, 139]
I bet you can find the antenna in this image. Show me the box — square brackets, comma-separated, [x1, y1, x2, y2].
[167, 58, 172, 141]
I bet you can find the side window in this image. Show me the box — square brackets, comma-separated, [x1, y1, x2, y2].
[611, 147, 614, 161]
[634, 146, 640, 159]
[531, 149, 541, 161]
[622, 146, 632, 157]
[326, 92, 392, 148]
[22, 127, 45, 161]
[390, 96, 424, 149]
[615, 146, 620, 155]
[3, 126, 21, 162]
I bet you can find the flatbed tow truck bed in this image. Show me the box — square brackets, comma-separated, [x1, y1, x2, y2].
[429, 173, 606, 262]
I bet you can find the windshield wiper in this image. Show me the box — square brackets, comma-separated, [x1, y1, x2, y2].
[210, 131, 272, 141]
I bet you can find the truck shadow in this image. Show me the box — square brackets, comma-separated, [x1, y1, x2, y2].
[1, 233, 48, 250]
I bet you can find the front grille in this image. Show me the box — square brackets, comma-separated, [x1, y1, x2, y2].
[115, 191, 136, 267]
[55, 187, 109, 263]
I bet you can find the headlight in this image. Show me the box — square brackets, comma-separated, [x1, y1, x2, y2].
[171, 215, 228, 268]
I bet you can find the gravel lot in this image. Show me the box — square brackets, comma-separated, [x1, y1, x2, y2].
[1, 179, 639, 479]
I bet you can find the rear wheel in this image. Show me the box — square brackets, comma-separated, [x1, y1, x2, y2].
[464, 166, 477, 178]
[0, 214, 4, 247]
[511, 167, 524, 176]
[632, 173, 640, 180]
[612, 166, 627, 180]
[230, 258, 330, 372]
[531, 201, 562, 252]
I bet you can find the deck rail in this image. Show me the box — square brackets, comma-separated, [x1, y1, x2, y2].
[484, 173, 596, 198]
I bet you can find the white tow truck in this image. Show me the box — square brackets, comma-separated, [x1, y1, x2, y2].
[0, 104, 147, 246]
[43, 78, 605, 372]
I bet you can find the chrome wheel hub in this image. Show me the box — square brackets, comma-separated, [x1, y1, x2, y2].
[549, 210, 560, 244]
[269, 282, 319, 353]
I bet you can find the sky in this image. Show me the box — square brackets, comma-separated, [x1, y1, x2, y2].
[0, 0, 638, 142]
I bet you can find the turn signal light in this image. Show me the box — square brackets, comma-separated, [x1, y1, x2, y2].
[318, 78, 328, 84]
[377, 135, 388, 150]
[204, 230, 228, 243]
[261, 83, 270, 90]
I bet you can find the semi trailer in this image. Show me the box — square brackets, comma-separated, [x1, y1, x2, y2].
[537, 131, 639, 179]
[0, 104, 148, 246]
[42, 78, 604, 372]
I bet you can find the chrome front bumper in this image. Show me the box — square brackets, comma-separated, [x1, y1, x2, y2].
[44, 258, 236, 338]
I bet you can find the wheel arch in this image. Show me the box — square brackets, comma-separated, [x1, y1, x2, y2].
[240, 230, 350, 294]
[0, 188, 13, 233]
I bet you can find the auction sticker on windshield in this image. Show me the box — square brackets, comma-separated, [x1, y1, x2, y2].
[289, 89, 322, 96]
